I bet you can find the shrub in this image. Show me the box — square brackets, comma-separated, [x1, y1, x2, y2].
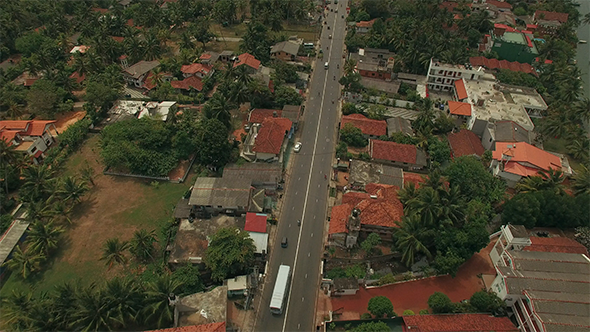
[360, 312, 372, 320]
[378, 273, 396, 285]
[58, 118, 92, 153]
[428, 292, 455, 313]
[419, 309, 429, 315]
[368, 296, 394, 318]
[403, 310, 415, 315]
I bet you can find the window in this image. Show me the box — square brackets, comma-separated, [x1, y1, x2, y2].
[31, 147, 37, 153]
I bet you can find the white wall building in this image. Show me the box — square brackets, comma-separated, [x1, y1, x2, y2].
[426, 58, 485, 92]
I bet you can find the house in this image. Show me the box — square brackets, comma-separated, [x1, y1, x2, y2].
[349, 48, 395, 81]
[170, 76, 204, 93]
[359, 77, 400, 96]
[369, 140, 427, 170]
[123, 60, 159, 88]
[145, 322, 226, 332]
[448, 129, 485, 159]
[402, 314, 518, 332]
[189, 177, 252, 216]
[171, 286, 227, 327]
[233, 53, 261, 74]
[199, 51, 219, 66]
[469, 56, 536, 75]
[270, 41, 300, 61]
[69, 71, 86, 85]
[0, 120, 59, 164]
[244, 117, 293, 162]
[282, 105, 302, 130]
[348, 160, 404, 191]
[340, 114, 387, 139]
[355, 19, 376, 34]
[222, 163, 283, 190]
[533, 10, 569, 35]
[11, 71, 42, 87]
[427, 58, 484, 92]
[219, 50, 234, 62]
[181, 63, 213, 79]
[248, 109, 283, 124]
[227, 275, 249, 297]
[481, 120, 536, 150]
[109, 100, 177, 122]
[69, 45, 90, 54]
[491, 142, 571, 187]
[491, 26, 539, 64]
[329, 183, 404, 246]
[118, 0, 132, 8]
[386, 117, 413, 137]
[447, 100, 472, 123]
[244, 212, 268, 255]
[488, 225, 589, 332]
[332, 277, 359, 296]
[460, 75, 546, 133]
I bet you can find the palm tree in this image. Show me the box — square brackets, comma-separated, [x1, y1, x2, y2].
[343, 58, 357, 76]
[80, 163, 96, 186]
[20, 164, 55, 202]
[406, 187, 441, 227]
[3, 246, 46, 279]
[103, 277, 144, 328]
[26, 221, 64, 255]
[570, 97, 590, 123]
[393, 216, 432, 267]
[203, 94, 232, 129]
[0, 139, 20, 194]
[572, 165, 590, 196]
[398, 182, 419, 206]
[57, 176, 89, 205]
[1, 290, 36, 331]
[582, 12, 590, 25]
[143, 274, 184, 328]
[515, 175, 546, 193]
[143, 30, 163, 61]
[538, 168, 566, 193]
[100, 238, 129, 270]
[70, 284, 111, 332]
[567, 137, 590, 162]
[130, 229, 158, 262]
[51, 281, 82, 330]
[438, 185, 464, 226]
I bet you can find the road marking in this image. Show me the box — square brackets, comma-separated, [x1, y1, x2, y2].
[298, 177, 301, 181]
[305, 274, 308, 278]
[311, 233, 314, 237]
[298, 324, 301, 329]
[295, 192, 298, 195]
[302, 297, 305, 302]
[308, 252, 310, 257]
[292, 207, 295, 210]
[282, 11, 338, 332]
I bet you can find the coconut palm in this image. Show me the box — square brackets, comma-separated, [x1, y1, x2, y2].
[515, 175, 546, 193]
[582, 12, 590, 25]
[398, 182, 419, 206]
[572, 165, 590, 196]
[406, 187, 442, 227]
[393, 215, 432, 267]
[70, 284, 111, 332]
[80, 163, 96, 186]
[129, 229, 158, 262]
[100, 238, 130, 270]
[57, 176, 89, 205]
[438, 185, 465, 226]
[20, 164, 56, 202]
[567, 137, 590, 162]
[143, 274, 184, 328]
[570, 97, 590, 123]
[1, 290, 36, 331]
[26, 221, 64, 256]
[3, 246, 46, 279]
[203, 94, 232, 129]
[103, 277, 144, 327]
[51, 281, 82, 330]
[0, 139, 20, 193]
[343, 58, 357, 76]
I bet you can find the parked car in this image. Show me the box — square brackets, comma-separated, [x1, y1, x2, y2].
[294, 142, 302, 152]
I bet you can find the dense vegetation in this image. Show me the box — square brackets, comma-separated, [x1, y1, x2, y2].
[428, 290, 506, 315]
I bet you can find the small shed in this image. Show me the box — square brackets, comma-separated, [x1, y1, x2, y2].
[332, 277, 359, 296]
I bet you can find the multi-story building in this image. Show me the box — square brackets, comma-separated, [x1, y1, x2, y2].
[349, 48, 395, 81]
[0, 120, 59, 164]
[489, 225, 590, 332]
[426, 58, 484, 92]
[491, 25, 539, 64]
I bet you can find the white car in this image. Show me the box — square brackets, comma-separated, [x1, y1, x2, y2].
[294, 142, 302, 152]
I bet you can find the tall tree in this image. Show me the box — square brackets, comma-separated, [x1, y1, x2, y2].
[392, 215, 432, 267]
[129, 229, 157, 263]
[3, 246, 45, 279]
[143, 274, 184, 328]
[572, 165, 590, 196]
[26, 221, 64, 256]
[20, 163, 56, 203]
[205, 227, 256, 282]
[57, 176, 89, 205]
[100, 238, 129, 270]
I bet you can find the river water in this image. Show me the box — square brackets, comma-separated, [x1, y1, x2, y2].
[576, 0, 590, 98]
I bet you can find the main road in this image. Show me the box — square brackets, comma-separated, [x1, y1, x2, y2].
[255, 1, 348, 331]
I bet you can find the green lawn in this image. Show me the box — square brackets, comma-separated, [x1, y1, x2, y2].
[282, 23, 320, 42]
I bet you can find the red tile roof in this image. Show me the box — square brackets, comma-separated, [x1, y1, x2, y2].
[146, 322, 226, 332]
[233, 53, 260, 70]
[112, 36, 124, 42]
[92, 7, 109, 13]
[486, 0, 513, 9]
[329, 204, 353, 234]
[534, 10, 569, 23]
[370, 140, 417, 164]
[470, 56, 535, 75]
[448, 101, 472, 116]
[341, 114, 387, 137]
[492, 142, 562, 177]
[525, 237, 588, 255]
[245, 212, 267, 233]
[494, 23, 519, 33]
[249, 109, 282, 124]
[126, 19, 134, 27]
[454, 79, 468, 100]
[28, 121, 56, 136]
[403, 314, 518, 332]
[253, 117, 292, 154]
[0, 120, 56, 145]
[342, 192, 370, 206]
[526, 24, 538, 29]
[171, 76, 203, 91]
[448, 129, 484, 158]
[356, 19, 376, 28]
[181, 63, 211, 75]
[403, 172, 426, 188]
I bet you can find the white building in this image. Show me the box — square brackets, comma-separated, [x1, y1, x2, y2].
[426, 58, 485, 92]
[110, 100, 177, 122]
[488, 225, 590, 332]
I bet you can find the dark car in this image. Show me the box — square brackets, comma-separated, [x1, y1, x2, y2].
[281, 237, 288, 248]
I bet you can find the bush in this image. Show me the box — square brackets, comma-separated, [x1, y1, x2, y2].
[57, 118, 92, 153]
[419, 309, 429, 315]
[403, 310, 415, 315]
[340, 123, 368, 147]
[428, 292, 455, 313]
[346, 264, 366, 278]
[336, 142, 349, 159]
[377, 273, 396, 285]
[342, 103, 360, 115]
[172, 264, 205, 296]
[368, 296, 395, 318]
[360, 312, 372, 320]
[469, 291, 506, 315]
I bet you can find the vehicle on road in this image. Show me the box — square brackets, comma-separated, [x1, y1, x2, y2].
[297, 219, 301, 226]
[281, 237, 288, 248]
[270, 265, 291, 315]
[329, 34, 332, 39]
[294, 142, 302, 152]
[324, 62, 329, 69]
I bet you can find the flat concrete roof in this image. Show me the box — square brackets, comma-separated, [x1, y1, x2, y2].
[464, 76, 536, 130]
[0, 220, 30, 266]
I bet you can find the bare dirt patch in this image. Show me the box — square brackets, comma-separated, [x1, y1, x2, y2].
[54, 110, 87, 133]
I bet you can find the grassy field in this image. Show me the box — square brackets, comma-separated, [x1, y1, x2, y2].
[543, 137, 584, 172]
[0, 135, 194, 298]
[211, 22, 319, 42]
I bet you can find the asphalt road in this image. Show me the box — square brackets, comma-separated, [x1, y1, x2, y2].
[255, 2, 348, 331]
